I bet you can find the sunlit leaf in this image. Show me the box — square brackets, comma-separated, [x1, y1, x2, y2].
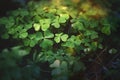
[39, 19, 51, 31]
[61, 34, 68, 42]
[59, 17, 66, 23]
[33, 23, 40, 31]
[109, 48, 117, 54]
[54, 36, 60, 43]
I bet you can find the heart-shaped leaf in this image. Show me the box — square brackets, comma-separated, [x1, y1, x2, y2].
[40, 39, 53, 49]
[33, 23, 40, 31]
[50, 60, 60, 68]
[61, 34, 68, 42]
[52, 16, 60, 28]
[52, 22, 60, 28]
[39, 19, 51, 31]
[44, 30, 54, 38]
[54, 36, 60, 43]
[36, 32, 43, 41]
[19, 32, 28, 39]
[30, 40, 36, 47]
[59, 14, 69, 23]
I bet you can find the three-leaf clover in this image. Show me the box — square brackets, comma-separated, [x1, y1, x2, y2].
[33, 19, 51, 31]
[39, 30, 54, 49]
[51, 16, 60, 28]
[59, 14, 69, 23]
[62, 35, 81, 48]
[54, 33, 69, 43]
[39, 19, 51, 31]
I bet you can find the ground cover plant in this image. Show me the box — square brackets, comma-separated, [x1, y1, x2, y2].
[0, 0, 120, 80]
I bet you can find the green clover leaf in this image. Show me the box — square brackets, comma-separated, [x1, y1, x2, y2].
[51, 16, 60, 28]
[54, 36, 61, 43]
[36, 32, 43, 41]
[19, 32, 28, 39]
[39, 19, 51, 31]
[61, 34, 68, 42]
[44, 30, 54, 39]
[54, 33, 68, 43]
[33, 23, 40, 31]
[40, 39, 53, 49]
[59, 14, 69, 23]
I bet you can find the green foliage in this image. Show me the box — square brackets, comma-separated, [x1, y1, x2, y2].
[0, 0, 119, 80]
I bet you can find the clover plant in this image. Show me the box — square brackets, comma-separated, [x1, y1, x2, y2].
[0, 0, 116, 80]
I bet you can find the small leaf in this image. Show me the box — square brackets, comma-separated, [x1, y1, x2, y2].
[19, 32, 28, 39]
[36, 32, 43, 40]
[59, 17, 66, 23]
[30, 40, 36, 47]
[52, 16, 60, 28]
[44, 30, 54, 38]
[40, 19, 51, 31]
[61, 34, 68, 42]
[72, 21, 85, 30]
[18, 50, 29, 57]
[41, 24, 50, 31]
[60, 14, 69, 20]
[59, 14, 69, 23]
[40, 39, 53, 49]
[54, 36, 60, 43]
[52, 22, 60, 28]
[33, 23, 40, 31]
[50, 60, 60, 68]
[28, 34, 36, 40]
